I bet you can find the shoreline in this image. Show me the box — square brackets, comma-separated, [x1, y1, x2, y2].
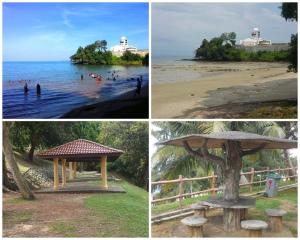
[62, 85, 148, 119]
[152, 62, 297, 118]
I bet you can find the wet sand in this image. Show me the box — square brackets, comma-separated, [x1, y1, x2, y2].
[152, 62, 297, 118]
[62, 85, 148, 119]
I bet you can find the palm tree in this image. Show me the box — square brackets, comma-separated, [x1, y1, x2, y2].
[152, 121, 293, 180]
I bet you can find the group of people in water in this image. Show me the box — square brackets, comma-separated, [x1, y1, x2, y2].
[20, 71, 144, 97]
[24, 82, 41, 96]
[80, 71, 143, 96]
[82, 70, 120, 82]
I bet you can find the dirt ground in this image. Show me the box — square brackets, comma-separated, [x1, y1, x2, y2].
[3, 192, 112, 237]
[152, 208, 294, 237]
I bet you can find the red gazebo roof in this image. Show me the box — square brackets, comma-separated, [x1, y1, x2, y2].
[37, 139, 123, 162]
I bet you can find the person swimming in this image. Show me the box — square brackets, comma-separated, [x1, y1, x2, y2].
[36, 83, 41, 95]
[24, 83, 29, 94]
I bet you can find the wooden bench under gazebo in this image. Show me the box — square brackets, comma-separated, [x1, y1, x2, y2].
[36, 139, 124, 193]
[159, 131, 297, 232]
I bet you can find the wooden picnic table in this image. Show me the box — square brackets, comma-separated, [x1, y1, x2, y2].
[202, 196, 256, 232]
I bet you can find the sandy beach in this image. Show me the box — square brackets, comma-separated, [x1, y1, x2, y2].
[62, 85, 148, 118]
[152, 62, 297, 118]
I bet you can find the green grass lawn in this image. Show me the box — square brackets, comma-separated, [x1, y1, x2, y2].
[84, 181, 149, 237]
[4, 176, 148, 237]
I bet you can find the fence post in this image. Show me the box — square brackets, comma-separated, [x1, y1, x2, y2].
[211, 171, 216, 196]
[250, 168, 255, 192]
[178, 175, 183, 208]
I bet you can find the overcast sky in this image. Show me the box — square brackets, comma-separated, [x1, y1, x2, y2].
[152, 3, 298, 57]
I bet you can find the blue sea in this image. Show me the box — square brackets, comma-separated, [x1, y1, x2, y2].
[3, 61, 148, 118]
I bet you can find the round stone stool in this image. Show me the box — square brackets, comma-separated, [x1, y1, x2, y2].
[190, 203, 209, 217]
[265, 208, 287, 232]
[181, 216, 208, 237]
[241, 220, 268, 237]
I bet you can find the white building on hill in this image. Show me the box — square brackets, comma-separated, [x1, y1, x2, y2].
[111, 36, 138, 56]
[239, 28, 272, 46]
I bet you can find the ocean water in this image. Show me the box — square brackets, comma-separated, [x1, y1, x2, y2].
[3, 61, 148, 118]
[152, 56, 206, 84]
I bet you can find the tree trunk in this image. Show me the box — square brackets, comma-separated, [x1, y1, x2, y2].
[283, 149, 296, 179]
[223, 141, 242, 201]
[3, 152, 17, 191]
[223, 141, 242, 232]
[28, 135, 37, 162]
[223, 208, 241, 231]
[3, 122, 35, 200]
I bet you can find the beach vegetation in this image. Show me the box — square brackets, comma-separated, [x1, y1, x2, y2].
[70, 40, 147, 66]
[195, 33, 290, 62]
[280, 3, 297, 72]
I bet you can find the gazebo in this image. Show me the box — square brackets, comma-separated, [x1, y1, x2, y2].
[37, 139, 123, 190]
[159, 131, 297, 232]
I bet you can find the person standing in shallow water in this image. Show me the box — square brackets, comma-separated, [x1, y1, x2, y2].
[36, 83, 41, 95]
[24, 83, 29, 94]
[135, 77, 142, 97]
[81, 74, 84, 80]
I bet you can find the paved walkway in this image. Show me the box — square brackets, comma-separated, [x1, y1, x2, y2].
[35, 181, 125, 194]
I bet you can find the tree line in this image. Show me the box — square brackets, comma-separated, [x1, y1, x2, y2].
[3, 121, 149, 199]
[195, 32, 289, 62]
[70, 40, 148, 65]
[195, 3, 297, 72]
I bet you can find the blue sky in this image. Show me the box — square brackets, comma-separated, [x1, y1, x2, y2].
[3, 3, 149, 61]
[152, 3, 298, 57]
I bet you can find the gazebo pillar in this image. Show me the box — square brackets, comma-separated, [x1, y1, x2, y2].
[101, 155, 108, 189]
[61, 159, 67, 187]
[53, 158, 59, 190]
[69, 162, 74, 180]
[73, 162, 77, 178]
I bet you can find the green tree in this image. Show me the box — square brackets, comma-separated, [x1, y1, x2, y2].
[121, 50, 143, 62]
[10, 122, 73, 162]
[98, 122, 149, 189]
[142, 53, 149, 66]
[280, 3, 297, 21]
[280, 2, 298, 72]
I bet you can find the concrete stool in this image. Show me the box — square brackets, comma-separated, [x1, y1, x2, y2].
[190, 203, 209, 217]
[265, 209, 287, 232]
[181, 216, 208, 237]
[241, 220, 268, 237]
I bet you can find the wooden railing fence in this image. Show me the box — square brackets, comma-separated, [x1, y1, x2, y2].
[151, 167, 297, 205]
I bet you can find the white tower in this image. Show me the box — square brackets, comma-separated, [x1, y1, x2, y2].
[120, 36, 128, 48]
[251, 27, 260, 40]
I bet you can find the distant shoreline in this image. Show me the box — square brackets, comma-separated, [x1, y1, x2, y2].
[179, 58, 289, 63]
